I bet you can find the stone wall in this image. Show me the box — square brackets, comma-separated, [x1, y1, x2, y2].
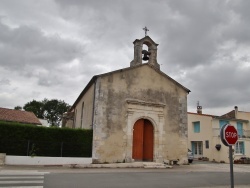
[74, 83, 95, 129]
[92, 64, 188, 164]
[0, 153, 6, 165]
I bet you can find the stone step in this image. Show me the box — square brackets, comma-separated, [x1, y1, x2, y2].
[69, 162, 173, 169]
[143, 162, 173, 169]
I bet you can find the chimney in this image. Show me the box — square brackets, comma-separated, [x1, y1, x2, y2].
[234, 106, 238, 118]
[197, 101, 202, 114]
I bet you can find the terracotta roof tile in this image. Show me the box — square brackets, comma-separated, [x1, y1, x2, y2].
[188, 112, 218, 117]
[219, 110, 235, 119]
[0, 107, 41, 125]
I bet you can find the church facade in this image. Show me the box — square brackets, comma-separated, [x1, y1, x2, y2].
[65, 36, 190, 164]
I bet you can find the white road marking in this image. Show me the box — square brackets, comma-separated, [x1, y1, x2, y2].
[0, 170, 47, 188]
[0, 180, 44, 184]
[0, 176, 44, 179]
[0, 186, 43, 188]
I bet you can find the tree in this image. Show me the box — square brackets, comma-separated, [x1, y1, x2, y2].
[43, 99, 70, 127]
[14, 106, 22, 110]
[22, 98, 70, 127]
[23, 100, 44, 118]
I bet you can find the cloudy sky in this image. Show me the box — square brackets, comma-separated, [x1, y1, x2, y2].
[0, 0, 250, 115]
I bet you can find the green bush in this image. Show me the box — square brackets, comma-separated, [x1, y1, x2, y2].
[0, 121, 92, 157]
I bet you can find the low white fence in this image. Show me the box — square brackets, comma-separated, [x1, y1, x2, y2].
[5, 155, 92, 166]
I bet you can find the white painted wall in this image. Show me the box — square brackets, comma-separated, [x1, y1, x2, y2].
[5, 155, 92, 165]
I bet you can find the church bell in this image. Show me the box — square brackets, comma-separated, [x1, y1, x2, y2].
[142, 54, 149, 61]
[142, 50, 151, 61]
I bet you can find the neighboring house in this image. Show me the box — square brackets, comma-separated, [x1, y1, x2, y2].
[64, 36, 190, 164]
[62, 112, 74, 128]
[188, 105, 250, 163]
[0, 107, 41, 125]
[38, 118, 50, 127]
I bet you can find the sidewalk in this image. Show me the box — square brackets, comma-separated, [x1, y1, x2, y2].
[1, 161, 250, 173]
[0, 162, 173, 171]
[196, 186, 250, 188]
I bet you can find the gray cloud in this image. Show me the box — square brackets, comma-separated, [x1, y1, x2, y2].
[185, 54, 250, 111]
[0, 0, 250, 115]
[0, 78, 10, 85]
[159, 1, 231, 69]
[0, 21, 83, 70]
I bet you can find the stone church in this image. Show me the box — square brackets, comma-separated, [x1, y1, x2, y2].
[64, 35, 190, 164]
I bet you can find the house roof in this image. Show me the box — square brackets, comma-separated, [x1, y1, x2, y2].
[188, 112, 218, 118]
[188, 111, 248, 122]
[220, 110, 235, 119]
[70, 63, 191, 111]
[216, 110, 249, 122]
[0, 107, 41, 125]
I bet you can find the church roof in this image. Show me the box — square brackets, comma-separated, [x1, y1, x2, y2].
[70, 63, 190, 111]
[0, 107, 41, 125]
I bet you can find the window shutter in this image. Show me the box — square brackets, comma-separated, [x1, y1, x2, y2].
[237, 122, 243, 137]
[194, 122, 200, 133]
[219, 120, 229, 129]
[191, 142, 195, 154]
[242, 142, 245, 155]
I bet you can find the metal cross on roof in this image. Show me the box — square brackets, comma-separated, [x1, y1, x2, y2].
[143, 26, 149, 36]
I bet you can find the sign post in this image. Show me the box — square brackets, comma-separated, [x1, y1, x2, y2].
[220, 124, 238, 188]
[229, 145, 234, 188]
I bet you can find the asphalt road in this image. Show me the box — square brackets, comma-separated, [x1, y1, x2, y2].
[1, 161, 250, 188]
[44, 171, 250, 188]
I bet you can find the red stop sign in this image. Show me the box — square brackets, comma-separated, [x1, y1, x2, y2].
[221, 124, 238, 146]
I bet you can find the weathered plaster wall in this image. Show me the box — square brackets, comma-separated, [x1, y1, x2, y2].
[74, 83, 95, 129]
[188, 114, 213, 160]
[237, 111, 250, 122]
[92, 64, 188, 164]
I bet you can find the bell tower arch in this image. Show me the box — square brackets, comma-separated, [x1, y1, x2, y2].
[130, 36, 160, 70]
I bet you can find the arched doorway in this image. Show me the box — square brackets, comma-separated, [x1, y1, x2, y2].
[132, 119, 154, 161]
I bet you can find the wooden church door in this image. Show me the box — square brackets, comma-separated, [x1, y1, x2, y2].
[132, 119, 154, 161]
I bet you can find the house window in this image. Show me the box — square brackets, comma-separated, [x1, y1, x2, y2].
[219, 120, 229, 129]
[235, 141, 245, 155]
[193, 122, 200, 133]
[74, 109, 77, 129]
[205, 140, 209, 149]
[80, 102, 84, 128]
[191, 141, 203, 156]
[237, 122, 243, 137]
